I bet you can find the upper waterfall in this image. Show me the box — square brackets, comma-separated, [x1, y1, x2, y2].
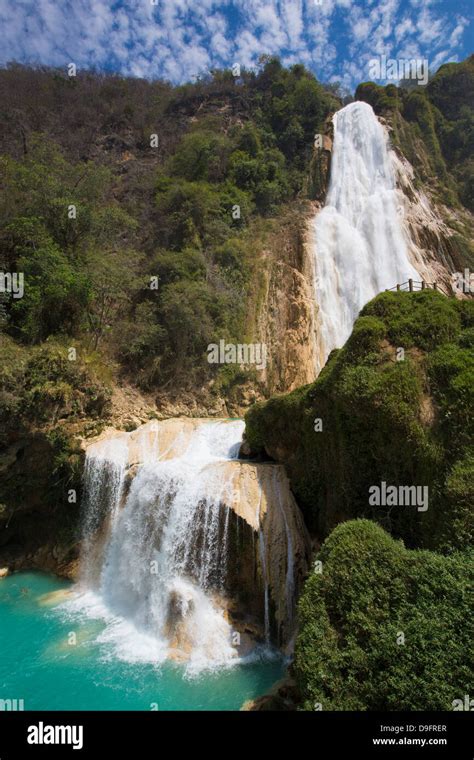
[310, 100, 421, 370]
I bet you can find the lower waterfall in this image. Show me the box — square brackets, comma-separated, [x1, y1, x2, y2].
[310, 100, 421, 370]
[64, 419, 310, 676]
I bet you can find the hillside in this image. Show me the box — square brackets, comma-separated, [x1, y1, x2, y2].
[0, 59, 339, 406]
[0, 58, 339, 572]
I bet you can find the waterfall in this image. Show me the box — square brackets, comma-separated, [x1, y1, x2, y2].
[255, 489, 270, 644]
[60, 417, 311, 674]
[65, 418, 308, 674]
[311, 100, 421, 370]
[78, 420, 246, 674]
[80, 436, 128, 586]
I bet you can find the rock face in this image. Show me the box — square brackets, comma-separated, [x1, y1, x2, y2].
[83, 419, 311, 648]
[251, 204, 319, 397]
[392, 149, 471, 292]
[308, 121, 333, 202]
[203, 459, 311, 644]
[0, 432, 82, 579]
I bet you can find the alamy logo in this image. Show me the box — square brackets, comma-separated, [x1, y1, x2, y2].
[27, 722, 83, 750]
[452, 269, 474, 294]
[207, 340, 267, 370]
[368, 55, 429, 86]
[452, 694, 474, 711]
[369, 482, 429, 512]
[0, 271, 24, 299]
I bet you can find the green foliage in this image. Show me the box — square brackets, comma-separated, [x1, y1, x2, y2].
[45, 426, 84, 493]
[23, 342, 111, 422]
[0, 334, 28, 446]
[355, 82, 400, 112]
[245, 291, 473, 551]
[0, 338, 111, 431]
[10, 222, 90, 342]
[403, 90, 449, 183]
[0, 60, 340, 393]
[0, 138, 138, 344]
[362, 289, 462, 350]
[295, 520, 473, 710]
[115, 301, 167, 387]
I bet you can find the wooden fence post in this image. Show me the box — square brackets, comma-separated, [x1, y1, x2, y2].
[409, 279, 413, 292]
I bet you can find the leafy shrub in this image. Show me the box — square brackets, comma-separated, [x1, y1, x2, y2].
[295, 519, 473, 710]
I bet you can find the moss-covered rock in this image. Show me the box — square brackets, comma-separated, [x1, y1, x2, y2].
[0, 335, 112, 573]
[245, 290, 474, 552]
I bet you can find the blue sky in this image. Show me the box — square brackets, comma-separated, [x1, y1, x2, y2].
[0, 0, 472, 90]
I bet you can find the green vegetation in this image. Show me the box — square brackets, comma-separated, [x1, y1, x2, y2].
[295, 520, 473, 710]
[245, 290, 474, 552]
[0, 334, 111, 439]
[0, 333, 109, 531]
[0, 59, 339, 392]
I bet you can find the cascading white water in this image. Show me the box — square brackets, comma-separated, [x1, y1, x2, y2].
[311, 100, 421, 369]
[65, 419, 300, 675]
[255, 489, 270, 644]
[80, 437, 128, 586]
[80, 421, 246, 674]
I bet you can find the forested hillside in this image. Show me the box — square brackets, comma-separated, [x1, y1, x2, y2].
[0, 59, 338, 399]
[0, 57, 339, 573]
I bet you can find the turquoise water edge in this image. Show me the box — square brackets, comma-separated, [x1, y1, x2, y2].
[0, 572, 284, 711]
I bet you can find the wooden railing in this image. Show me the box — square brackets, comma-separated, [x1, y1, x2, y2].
[385, 279, 450, 297]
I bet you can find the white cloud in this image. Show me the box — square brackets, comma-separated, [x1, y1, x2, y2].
[0, 0, 469, 89]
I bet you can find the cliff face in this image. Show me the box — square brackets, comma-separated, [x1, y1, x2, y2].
[252, 203, 319, 396]
[391, 135, 473, 290]
[209, 459, 311, 645]
[0, 432, 82, 578]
